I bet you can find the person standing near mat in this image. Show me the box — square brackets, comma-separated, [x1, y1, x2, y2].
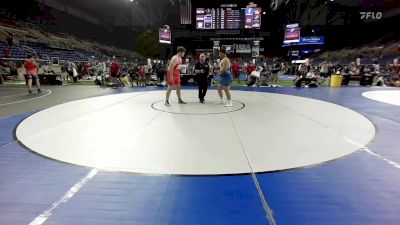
[195, 53, 210, 103]
[24, 54, 41, 94]
[110, 57, 122, 87]
[165, 46, 187, 106]
[269, 57, 281, 87]
[232, 61, 241, 83]
[215, 48, 233, 107]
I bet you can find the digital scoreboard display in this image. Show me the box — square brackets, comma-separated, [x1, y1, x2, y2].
[159, 28, 171, 44]
[284, 24, 301, 44]
[196, 7, 261, 30]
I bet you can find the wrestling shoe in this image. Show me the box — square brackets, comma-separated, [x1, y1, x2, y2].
[224, 101, 233, 107]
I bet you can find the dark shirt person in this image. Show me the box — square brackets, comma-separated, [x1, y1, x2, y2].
[195, 53, 210, 103]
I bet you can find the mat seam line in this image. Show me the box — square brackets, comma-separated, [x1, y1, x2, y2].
[228, 112, 277, 225]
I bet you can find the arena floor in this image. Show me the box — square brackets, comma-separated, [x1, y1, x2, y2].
[1, 85, 400, 225]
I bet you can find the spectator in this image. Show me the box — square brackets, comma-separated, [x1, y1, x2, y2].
[305, 69, 319, 88]
[246, 61, 257, 80]
[247, 65, 263, 87]
[109, 57, 122, 86]
[155, 60, 165, 84]
[0, 62, 4, 85]
[319, 61, 329, 78]
[10, 61, 18, 80]
[82, 62, 90, 78]
[129, 64, 139, 87]
[3, 47, 10, 58]
[232, 61, 241, 83]
[299, 58, 311, 74]
[294, 60, 312, 88]
[138, 66, 146, 87]
[269, 58, 281, 87]
[67, 61, 78, 82]
[77, 63, 83, 79]
[372, 61, 380, 74]
[43, 62, 55, 74]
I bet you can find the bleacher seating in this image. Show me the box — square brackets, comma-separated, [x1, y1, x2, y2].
[20, 41, 88, 61]
[264, 58, 274, 65]
[78, 49, 109, 61]
[336, 59, 351, 65]
[311, 58, 324, 64]
[0, 20, 137, 63]
[380, 55, 398, 64]
[363, 58, 375, 65]
[0, 42, 28, 59]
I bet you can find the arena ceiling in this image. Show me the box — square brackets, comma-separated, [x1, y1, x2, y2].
[23, 0, 399, 51]
[36, 0, 179, 28]
[35, 0, 399, 31]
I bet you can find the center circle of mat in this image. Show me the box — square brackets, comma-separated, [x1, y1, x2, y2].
[151, 98, 245, 115]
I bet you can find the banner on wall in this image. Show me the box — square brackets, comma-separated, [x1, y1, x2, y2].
[235, 44, 251, 53]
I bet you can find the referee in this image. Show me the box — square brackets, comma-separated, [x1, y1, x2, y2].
[195, 54, 210, 103]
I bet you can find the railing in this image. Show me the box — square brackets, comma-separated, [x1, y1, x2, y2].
[41, 54, 50, 60]
[20, 45, 37, 56]
[75, 51, 86, 60]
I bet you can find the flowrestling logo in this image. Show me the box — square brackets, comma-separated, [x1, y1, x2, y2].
[360, 12, 383, 20]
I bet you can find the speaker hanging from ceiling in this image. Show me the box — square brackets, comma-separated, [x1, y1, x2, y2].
[271, 0, 291, 11]
[180, 0, 192, 24]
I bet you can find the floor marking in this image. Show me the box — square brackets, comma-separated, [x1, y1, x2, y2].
[261, 93, 400, 170]
[339, 136, 400, 168]
[0, 93, 30, 99]
[0, 141, 18, 149]
[0, 90, 52, 106]
[0, 88, 29, 90]
[25, 93, 159, 224]
[28, 169, 98, 225]
[228, 113, 277, 225]
[363, 147, 400, 169]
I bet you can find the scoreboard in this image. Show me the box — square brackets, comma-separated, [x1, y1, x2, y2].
[196, 7, 262, 30]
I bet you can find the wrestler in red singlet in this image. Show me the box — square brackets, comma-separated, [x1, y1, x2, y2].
[167, 57, 182, 86]
[25, 59, 37, 75]
[165, 46, 187, 106]
[24, 54, 41, 94]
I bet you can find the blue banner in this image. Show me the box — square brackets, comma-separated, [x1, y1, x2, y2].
[300, 36, 324, 45]
[282, 36, 324, 47]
